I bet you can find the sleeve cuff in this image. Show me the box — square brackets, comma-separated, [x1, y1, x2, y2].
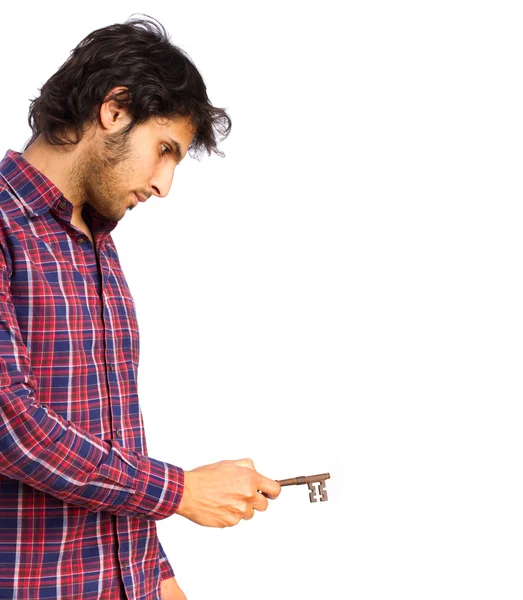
[123, 452, 184, 520]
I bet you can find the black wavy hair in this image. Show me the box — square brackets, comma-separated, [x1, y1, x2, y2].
[23, 15, 231, 158]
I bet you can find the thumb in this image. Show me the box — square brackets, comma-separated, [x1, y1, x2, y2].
[233, 458, 255, 470]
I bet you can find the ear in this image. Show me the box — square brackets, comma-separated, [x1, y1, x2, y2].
[98, 86, 132, 132]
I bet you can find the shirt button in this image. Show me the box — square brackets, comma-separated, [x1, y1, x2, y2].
[59, 200, 67, 210]
[122, 562, 129, 570]
[108, 364, 115, 371]
[114, 429, 122, 438]
[136, 513, 146, 519]
[77, 238, 85, 245]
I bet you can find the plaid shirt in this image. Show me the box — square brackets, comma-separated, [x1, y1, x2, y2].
[0, 149, 184, 599]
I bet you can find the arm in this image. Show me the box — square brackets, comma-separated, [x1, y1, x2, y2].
[158, 541, 186, 600]
[0, 245, 183, 520]
[158, 539, 175, 580]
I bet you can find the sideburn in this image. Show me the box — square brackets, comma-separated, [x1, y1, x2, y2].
[102, 129, 133, 167]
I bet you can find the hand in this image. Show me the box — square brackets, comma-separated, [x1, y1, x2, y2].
[160, 576, 187, 600]
[175, 458, 281, 528]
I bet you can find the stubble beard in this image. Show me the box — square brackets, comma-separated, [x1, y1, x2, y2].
[74, 130, 134, 221]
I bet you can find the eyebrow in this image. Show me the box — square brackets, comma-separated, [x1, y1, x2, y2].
[168, 137, 183, 163]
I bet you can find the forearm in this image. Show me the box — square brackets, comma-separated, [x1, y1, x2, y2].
[0, 381, 184, 519]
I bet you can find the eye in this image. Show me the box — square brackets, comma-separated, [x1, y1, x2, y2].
[161, 144, 172, 156]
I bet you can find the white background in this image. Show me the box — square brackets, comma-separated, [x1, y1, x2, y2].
[1, 1, 522, 598]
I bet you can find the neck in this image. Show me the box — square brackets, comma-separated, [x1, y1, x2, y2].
[22, 135, 89, 222]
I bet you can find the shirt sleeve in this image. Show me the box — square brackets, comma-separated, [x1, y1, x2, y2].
[158, 539, 176, 580]
[0, 244, 184, 520]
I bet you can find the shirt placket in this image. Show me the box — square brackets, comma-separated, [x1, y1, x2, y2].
[71, 218, 136, 593]
[93, 227, 137, 597]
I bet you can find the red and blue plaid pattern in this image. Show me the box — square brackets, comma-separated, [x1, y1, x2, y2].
[0, 150, 184, 599]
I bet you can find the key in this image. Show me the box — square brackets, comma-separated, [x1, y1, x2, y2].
[277, 472, 331, 502]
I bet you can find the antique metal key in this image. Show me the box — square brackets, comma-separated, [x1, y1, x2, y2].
[277, 472, 330, 502]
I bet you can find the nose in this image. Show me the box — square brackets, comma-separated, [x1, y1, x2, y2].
[150, 162, 176, 198]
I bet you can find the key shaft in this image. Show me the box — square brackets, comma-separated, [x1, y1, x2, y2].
[277, 473, 330, 487]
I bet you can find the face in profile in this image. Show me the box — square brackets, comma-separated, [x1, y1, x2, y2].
[76, 114, 195, 221]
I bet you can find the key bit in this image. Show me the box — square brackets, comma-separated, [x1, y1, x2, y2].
[277, 473, 330, 502]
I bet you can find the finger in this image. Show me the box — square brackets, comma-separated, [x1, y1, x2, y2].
[253, 490, 269, 512]
[242, 505, 256, 520]
[233, 458, 255, 470]
[256, 475, 281, 500]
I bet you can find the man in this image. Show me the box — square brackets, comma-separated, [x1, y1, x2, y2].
[0, 16, 280, 600]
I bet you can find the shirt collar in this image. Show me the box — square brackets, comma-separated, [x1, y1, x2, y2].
[0, 149, 118, 232]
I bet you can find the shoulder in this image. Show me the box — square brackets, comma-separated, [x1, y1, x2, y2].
[0, 178, 27, 222]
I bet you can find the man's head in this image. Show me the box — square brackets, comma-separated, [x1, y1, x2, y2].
[23, 16, 231, 221]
